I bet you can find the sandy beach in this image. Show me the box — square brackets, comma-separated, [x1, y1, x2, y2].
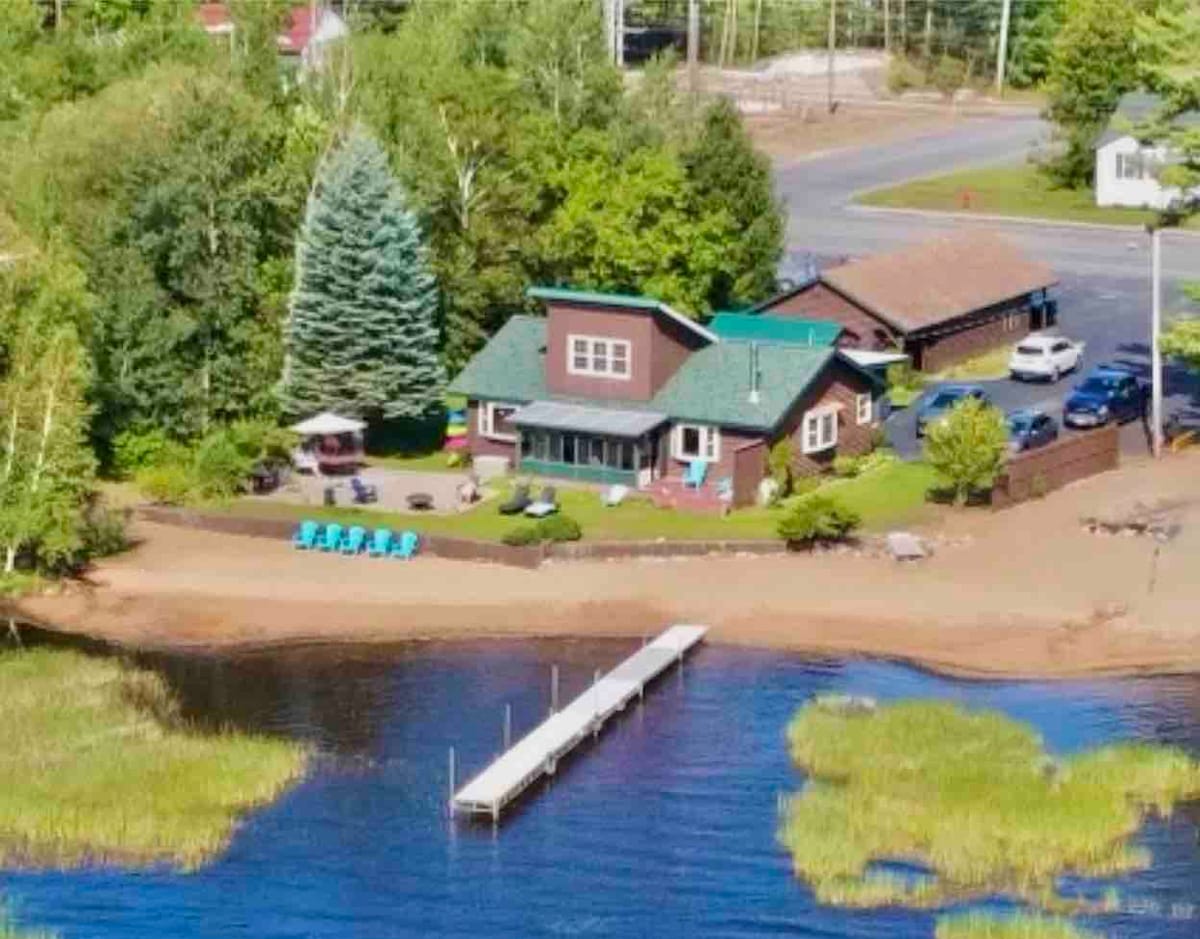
[12, 453, 1200, 679]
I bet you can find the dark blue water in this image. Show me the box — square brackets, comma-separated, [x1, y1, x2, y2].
[3, 640, 1198, 938]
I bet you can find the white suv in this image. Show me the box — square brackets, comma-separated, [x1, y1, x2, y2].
[1008, 334, 1083, 383]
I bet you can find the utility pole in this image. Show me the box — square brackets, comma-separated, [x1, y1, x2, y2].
[923, 0, 933, 60]
[995, 0, 1013, 95]
[827, 0, 837, 113]
[603, 0, 614, 64]
[615, 0, 624, 67]
[751, 0, 763, 63]
[687, 0, 700, 95]
[1149, 224, 1164, 457]
[54, 0, 63, 31]
[884, 0, 891, 51]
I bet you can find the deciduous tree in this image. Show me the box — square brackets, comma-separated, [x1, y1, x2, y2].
[923, 397, 1009, 504]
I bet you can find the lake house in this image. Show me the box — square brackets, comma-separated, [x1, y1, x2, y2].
[449, 287, 882, 509]
[1094, 92, 1200, 211]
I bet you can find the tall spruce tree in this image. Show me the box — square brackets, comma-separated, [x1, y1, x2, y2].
[281, 130, 445, 427]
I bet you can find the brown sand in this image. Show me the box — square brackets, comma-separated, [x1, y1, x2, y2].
[12, 453, 1200, 679]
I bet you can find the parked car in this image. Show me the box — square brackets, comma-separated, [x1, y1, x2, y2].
[915, 384, 992, 437]
[1008, 333, 1084, 382]
[1007, 408, 1059, 453]
[1063, 366, 1146, 429]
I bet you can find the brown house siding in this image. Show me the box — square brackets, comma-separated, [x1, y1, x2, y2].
[758, 283, 899, 350]
[909, 297, 1031, 371]
[466, 400, 518, 464]
[776, 359, 878, 476]
[543, 301, 702, 402]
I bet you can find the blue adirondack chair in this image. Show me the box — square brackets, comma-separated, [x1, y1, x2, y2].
[683, 460, 708, 489]
[318, 523, 343, 552]
[390, 530, 420, 560]
[366, 528, 392, 557]
[339, 525, 367, 555]
[291, 520, 320, 550]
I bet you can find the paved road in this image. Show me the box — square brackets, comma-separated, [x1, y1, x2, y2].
[773, 116, 1200, 456]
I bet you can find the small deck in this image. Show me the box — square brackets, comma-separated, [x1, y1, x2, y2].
[648, 477, 727, 514]
[452, 624, 708, 819]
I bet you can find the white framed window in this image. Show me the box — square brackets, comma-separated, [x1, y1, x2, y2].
[855, 393, 872, 426]
[478, 401, 519, 442]
[673, 423, 720, 462]
[1116, 152, 1148, 181]
[802, 405, 839, 454]
[567, 334, 632, 380]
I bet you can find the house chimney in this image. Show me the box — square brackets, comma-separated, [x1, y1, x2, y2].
[748, 341, 761, 405]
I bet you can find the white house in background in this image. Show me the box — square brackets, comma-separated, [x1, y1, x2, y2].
[1095, 92, 1200, 209]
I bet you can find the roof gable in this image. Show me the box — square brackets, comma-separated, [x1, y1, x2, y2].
[527, 286, 718, 344]
[1099, 91, 1200, 146]
[819, 231, 1057, 335]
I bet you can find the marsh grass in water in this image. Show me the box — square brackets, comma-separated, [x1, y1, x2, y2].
[935, 912, 1100, 939]
[0, 649, 307, 871]
[780, 699, 1200, 912]
[1, 904, 54, 939]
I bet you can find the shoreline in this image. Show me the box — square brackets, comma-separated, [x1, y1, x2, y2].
[10, 451, 1200, 683]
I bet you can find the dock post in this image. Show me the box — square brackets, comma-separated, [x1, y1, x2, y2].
[504, 703, 512, 750]
[550, 664, 560, 715]
[448, 746, 456, 817]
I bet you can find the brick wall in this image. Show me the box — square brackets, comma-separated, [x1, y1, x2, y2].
[777, 359, 878, 476]
[992, 424, 1119, 508]
[912, 297, 1031, 371]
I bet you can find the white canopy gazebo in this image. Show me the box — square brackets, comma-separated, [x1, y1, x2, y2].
[289, 411, 366, 473]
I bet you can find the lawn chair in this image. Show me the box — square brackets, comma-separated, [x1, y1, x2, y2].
[525, 486, 558, 518]
[366, 528, 392, 557]
[499, 483, 532, 515]
[390, 530, 420, 560]
[602, 484, 629, 507]
[339, 525, 367, 555]
[350, 477, 378, 505]
[318, 523, 343, 552]
[683, 460, 708, 489]
[291, 520, 320, 550]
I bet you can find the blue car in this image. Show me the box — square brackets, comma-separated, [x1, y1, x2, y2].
[1063, 366, 1145, 429]
[1007, 408, 1059, 453]
[915, 384, 991, 437]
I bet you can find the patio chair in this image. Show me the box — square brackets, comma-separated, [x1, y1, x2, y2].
[390, 530, 420, 560]
[291, 520, 320, 550]
[525, 486, 558, 518]
[602, 484, 629, 508]
[339, 525, 367, 555]
[350, 476, 378, 505]
[683, 460, 708, 489]
[366, 528, 392, 557]
[498, 483, 532, 515]
[318, 523, 343, 552]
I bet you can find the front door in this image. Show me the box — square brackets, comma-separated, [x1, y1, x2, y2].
[636, 437, 655, 489]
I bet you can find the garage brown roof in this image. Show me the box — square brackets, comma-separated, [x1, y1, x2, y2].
[820, 230, 1057, 335]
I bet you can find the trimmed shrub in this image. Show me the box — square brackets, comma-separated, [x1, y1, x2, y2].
[767, 438, 795, 498]
[777, 494, 861, 547]
[79, 503, 129, 560]
[537, 514, 582, 543]
[832, 455, 863, 478]
[110, 428, 186, 480]
[136, 463, 195, 506]
[923, 397, 1008, 505]
[931, 55, 968, 100]
[191, 432, 255, 499]
[886, 56, 924, 95]
[790, 475, 822, 498]
[501, 523, 542, 547]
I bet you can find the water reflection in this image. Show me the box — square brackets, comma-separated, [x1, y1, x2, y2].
[1, 630, 1197, 939]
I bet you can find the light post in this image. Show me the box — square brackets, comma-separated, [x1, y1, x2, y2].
[1147, 206, 1185, 458]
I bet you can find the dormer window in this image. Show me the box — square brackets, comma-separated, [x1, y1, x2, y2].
[568, 335, 631, 380]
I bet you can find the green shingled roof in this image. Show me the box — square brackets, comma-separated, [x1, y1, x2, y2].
[652, 342, 835, 430]
[526, 286, 664, 312]
[448, 315, 849, 432]
[447, 315, 548, 401]
[709, 312, 842, 347]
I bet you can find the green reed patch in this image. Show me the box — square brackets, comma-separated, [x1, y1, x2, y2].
[780, 698, 1200, 912]
[0, 648, 307, 871]
[935, 912, 1100, 939]
[1, 903, 55, 939]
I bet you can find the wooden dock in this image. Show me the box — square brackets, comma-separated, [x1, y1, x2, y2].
[451, 624, 708, 820]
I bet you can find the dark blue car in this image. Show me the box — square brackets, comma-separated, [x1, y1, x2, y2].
[1007, 408, 1059, 453]
[915, 384, 991, 437]
[1063, 367, 1145, 429]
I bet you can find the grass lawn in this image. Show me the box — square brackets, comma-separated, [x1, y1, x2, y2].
[928, 344, 1013, 381]
[781, 697, 1200, 913]
[367, 450, 463, 473]
[0, 648, 307, 870]
[857, 162, 1200, 229]
[224, 459, 938, 542]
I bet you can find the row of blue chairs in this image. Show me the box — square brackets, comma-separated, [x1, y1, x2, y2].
[292, 521, 419, 559]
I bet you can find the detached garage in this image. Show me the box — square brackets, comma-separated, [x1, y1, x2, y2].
[754, 231, 1058, 371]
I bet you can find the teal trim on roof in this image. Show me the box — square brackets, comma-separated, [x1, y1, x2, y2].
[527, 286, 662, 312]
[709, 312, 842, 347]
[449, 314, 853, 432]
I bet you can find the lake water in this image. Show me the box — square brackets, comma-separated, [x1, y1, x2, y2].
[3, 636, 1198, 938]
